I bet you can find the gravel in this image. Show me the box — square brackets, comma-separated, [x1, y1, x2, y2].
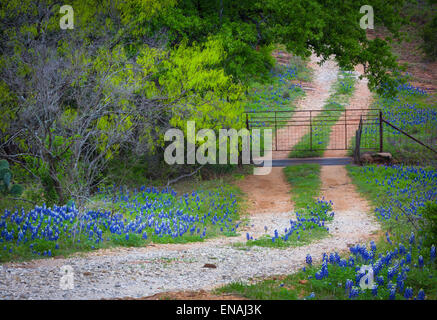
[0, 205, 379, 300]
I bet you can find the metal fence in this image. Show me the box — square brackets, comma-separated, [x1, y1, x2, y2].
[245, 109, 382, 152]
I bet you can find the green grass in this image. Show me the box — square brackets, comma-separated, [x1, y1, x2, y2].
[349, 89, 437, 165]
[243, 226, 329, 249]
[346, 164, 427, 236]
[214, 266, 349, 300]
[283, 164, 321, 210]
[381, 92, 437, 166]
[288, 71, 357, 158]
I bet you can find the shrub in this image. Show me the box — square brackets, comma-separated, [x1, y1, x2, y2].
[421, 16, 437, 60]
[418, 201, 437, 249]
[0, 159, 23, 197]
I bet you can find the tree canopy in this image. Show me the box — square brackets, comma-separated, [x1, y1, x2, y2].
[0, 0, 409, 204]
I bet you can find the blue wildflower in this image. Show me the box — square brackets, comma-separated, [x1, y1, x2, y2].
[404, 287, 413, 300]
[306, 254, 312, 266]
[417, 289, 425, 300]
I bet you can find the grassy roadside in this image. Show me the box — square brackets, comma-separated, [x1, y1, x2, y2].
[349, 85, 436, 165]
[288, 71, 357, 158]
[283, 164, 321, 210]
[217, 164, 437, 300]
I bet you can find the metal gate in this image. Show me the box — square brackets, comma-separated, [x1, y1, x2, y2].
[245, 108, 382, 152]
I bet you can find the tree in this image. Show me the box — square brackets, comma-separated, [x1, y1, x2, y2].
[142, 0, 407, 89]
[0, 0, 244, 205]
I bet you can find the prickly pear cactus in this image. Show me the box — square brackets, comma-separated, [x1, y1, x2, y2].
[0, 159, 23, 196]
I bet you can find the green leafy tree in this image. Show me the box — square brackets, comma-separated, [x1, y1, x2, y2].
[132, 0, 408, 90]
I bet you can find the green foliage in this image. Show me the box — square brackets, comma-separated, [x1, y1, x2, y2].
[0, 160, 23, 197]
[354, 86, 436, 166]
[217, 257, 437, 300]
[421, 15, 437, 60]
[123, 0, 409, 89]
[244, 225, 328, 249]
[0, 179, 243, 262]
[418, 202, 437, 249]
[0, 0, 416, 210]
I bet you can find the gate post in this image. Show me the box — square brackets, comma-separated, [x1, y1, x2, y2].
[309, 110, 313, 151]
[246, 113, 249, 130]
[344, 110, 348, 150]
[379, 110, 383, 152]
[275, 111, 278, 151]
[354, 115, 363, 165]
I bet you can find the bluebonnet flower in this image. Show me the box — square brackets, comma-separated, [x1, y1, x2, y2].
[398, 243, 406, 255]
[386, 232, 393, 245]
[418, 255, 424, 268]
[349, 287, 360, 299]
[306, 254, 312, 266]
[345, 279, 353, 290]
[404, 287, 413, 300]
[417, 289, 425, 300]
[389, 288, 396, 300]
[372, 285, 378, 297]
[377, 276, 384, 286]
[430, 245, 436, 261]
[406, 252, 412, 264]
[396, 277, 404, 293]
[409, 232, 415, 245]
[306, 292, 315, 300]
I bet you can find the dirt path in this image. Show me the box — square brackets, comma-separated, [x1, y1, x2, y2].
[236, 167, 293, 214]
[324, 64, 374, 157]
